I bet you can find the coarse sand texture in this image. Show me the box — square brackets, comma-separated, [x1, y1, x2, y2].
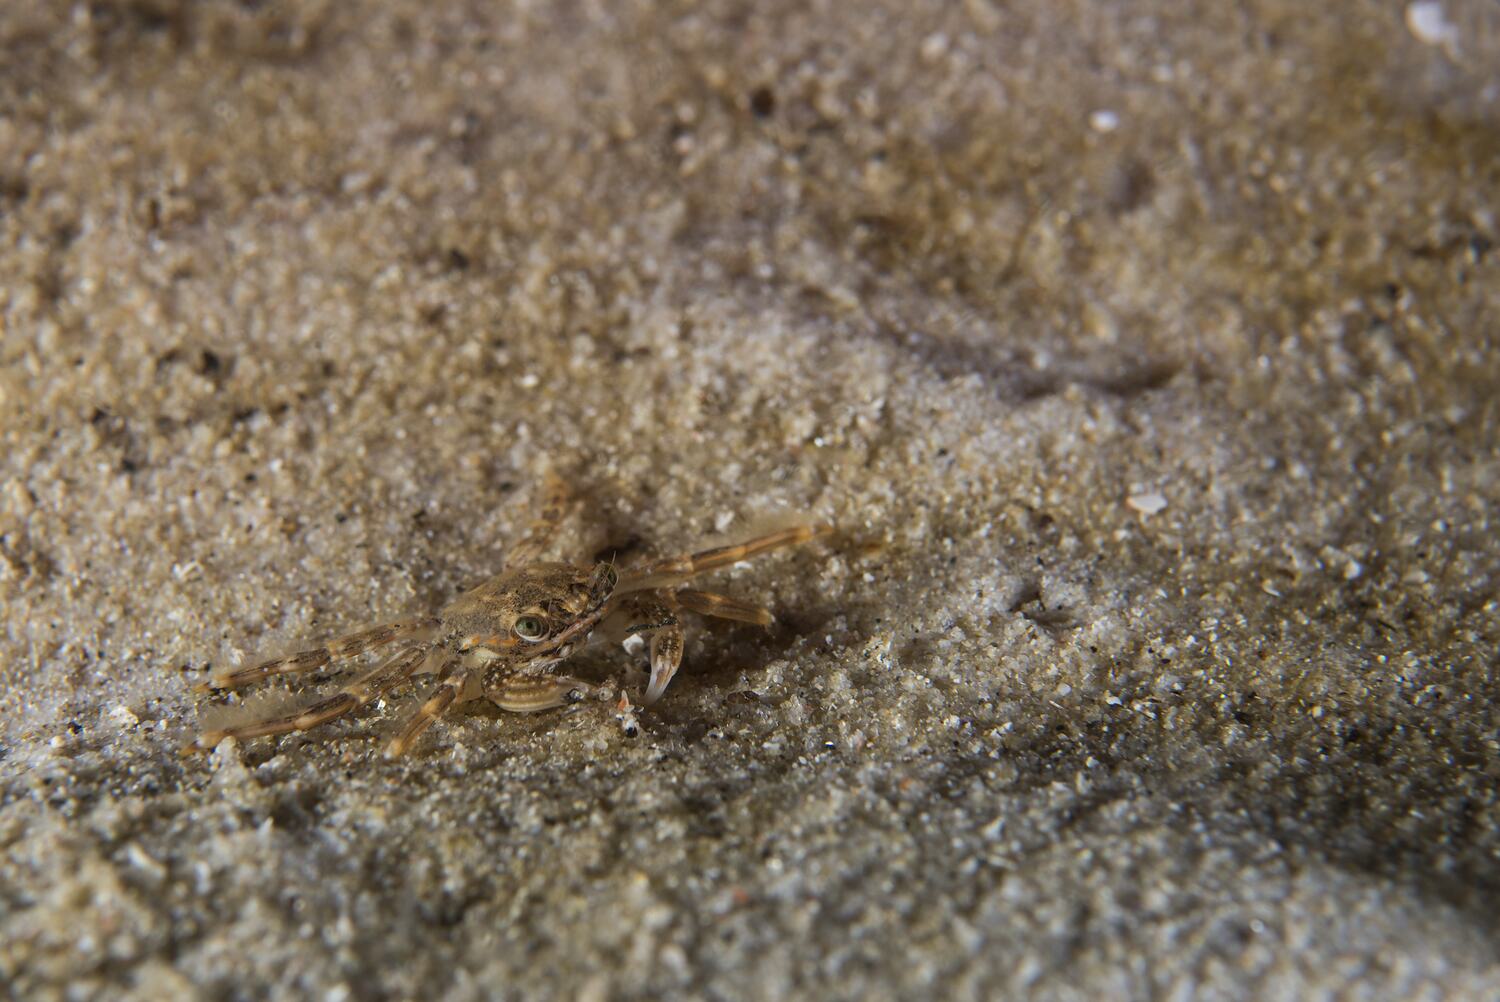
[2, 2, 1498, 999]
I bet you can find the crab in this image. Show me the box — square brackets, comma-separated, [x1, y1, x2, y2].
[186, 478, 830, 758]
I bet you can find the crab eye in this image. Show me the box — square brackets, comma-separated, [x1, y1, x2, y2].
[513, 616, 549, 642]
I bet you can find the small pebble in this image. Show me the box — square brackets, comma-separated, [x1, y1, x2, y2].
[1089, 109, 1120, 133]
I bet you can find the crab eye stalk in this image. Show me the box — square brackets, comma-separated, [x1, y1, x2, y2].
[513, 615, 549, 642]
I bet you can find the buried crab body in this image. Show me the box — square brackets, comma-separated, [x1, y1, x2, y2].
[187, 480, 829, 758]
[446, 561, 619, 668]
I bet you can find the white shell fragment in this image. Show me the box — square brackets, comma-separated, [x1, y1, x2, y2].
[1089, 109, 1120, 133]
[1405, 3, 1459, 53]
[1125, 491, 1169, 516]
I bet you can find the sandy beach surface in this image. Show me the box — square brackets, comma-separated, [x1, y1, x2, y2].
[2, 2, 1498, 998]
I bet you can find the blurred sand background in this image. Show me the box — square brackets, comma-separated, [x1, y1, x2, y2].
[2, 1, 1499, 998]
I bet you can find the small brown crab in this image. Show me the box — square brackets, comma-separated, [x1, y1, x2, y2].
[187, 478, 829, 757]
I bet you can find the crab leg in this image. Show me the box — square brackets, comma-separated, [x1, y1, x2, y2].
[197, 617, 440, 692]
[186, 645, 430, 753]
[673, 588, 773, 626]
[618, 524, 830, 593]
[384, 662, 477, 758]
[504, 473, 574, 569]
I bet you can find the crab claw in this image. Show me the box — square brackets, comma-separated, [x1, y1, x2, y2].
[644, 666, 672, 706]
[643, 629, 683, 706]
